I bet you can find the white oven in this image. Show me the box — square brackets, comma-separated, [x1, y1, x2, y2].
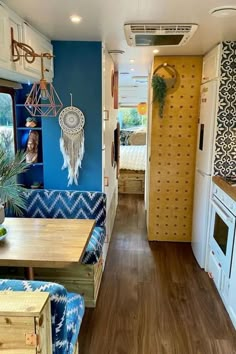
[209, 186, 236, 278]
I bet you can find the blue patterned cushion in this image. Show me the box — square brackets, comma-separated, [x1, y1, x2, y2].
[0, 279, 85, 354]
[82, 226, 106, 264]
[6, 189, 106, 227]
[66, 293, 85, 354]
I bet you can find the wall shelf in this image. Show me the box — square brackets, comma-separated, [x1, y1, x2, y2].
[27, 163, 44, 167]
[17, 127, 42, 131]
[15, 85, 44, 189]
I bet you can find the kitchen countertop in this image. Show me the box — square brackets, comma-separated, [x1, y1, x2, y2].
[212, 176, 236, 202]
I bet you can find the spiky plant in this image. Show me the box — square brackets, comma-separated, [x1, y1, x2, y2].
[152, 75, 167, 118]
[0, 149, 29, 215]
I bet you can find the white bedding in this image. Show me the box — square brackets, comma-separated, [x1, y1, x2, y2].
[120, 145, 146, 171]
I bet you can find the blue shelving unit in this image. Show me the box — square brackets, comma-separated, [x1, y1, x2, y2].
[15, 85, 44, 189]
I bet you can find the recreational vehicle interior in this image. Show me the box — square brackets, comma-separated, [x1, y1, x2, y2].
[0, 0, 236, 353]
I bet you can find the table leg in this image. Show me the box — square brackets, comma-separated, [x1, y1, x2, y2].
[24, 267, 34, 280]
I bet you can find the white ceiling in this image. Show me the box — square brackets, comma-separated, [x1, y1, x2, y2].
[2, 0, 236, 105]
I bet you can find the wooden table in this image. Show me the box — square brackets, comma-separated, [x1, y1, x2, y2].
[0, 218, 95, 279]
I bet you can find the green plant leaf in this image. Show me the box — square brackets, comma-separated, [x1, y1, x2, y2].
[0, 149, 29, 215]
[152, 75, 167, 118]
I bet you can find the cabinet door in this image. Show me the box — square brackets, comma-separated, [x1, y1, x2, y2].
[228, 242, 236, 328]
[208, 249, 222, 290]
[9, 16, 24, 73]
[22, 23, 53, 81]
[0, 4, 11, 68]
[202, 44, 221, 83]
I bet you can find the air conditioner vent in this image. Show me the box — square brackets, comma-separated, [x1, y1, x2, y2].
[124, 23, 198, 47]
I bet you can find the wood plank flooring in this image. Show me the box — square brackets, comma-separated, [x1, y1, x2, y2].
[79, 194, 236, 354]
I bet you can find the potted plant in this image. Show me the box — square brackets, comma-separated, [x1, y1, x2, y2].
[152, 74, 167, 118]
[0, 148, 29, 224]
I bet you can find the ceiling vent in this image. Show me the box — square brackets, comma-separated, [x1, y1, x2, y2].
[124, 23, 198, 47]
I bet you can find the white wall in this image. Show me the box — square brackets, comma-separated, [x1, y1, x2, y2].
[102, 46, 118, 265]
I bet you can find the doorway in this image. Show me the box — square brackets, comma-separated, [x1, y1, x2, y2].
[118, 77, 148, 197]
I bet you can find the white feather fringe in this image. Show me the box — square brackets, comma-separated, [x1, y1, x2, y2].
[59, 130, 85, 186]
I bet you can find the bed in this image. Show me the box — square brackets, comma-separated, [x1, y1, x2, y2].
[118, 129, 146, 195]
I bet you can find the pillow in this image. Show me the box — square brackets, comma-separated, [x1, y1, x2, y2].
[120, 130, 134, 145]
[129, 129, 146, 145]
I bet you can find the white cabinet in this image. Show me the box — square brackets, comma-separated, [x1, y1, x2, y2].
[228, 239, 236, 328]
[0, 4, 11, 68]
[22, 23, 53, 81]
[208, 249, 222, 290]
[202, 44, 221, 83]
[0, 2, 53, 83]
[0, 3, 26, 80]
[8, 14, 24, 73]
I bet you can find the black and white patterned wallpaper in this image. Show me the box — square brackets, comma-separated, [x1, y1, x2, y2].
[214, 41, 236, 177]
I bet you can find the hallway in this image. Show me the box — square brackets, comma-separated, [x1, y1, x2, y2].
[80, 194, 236, 354]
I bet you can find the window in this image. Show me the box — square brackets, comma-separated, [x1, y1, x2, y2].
[0, 88, 15, 158]
[118, 107, 147, 130]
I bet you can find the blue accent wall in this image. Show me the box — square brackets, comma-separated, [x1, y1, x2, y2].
[43, 41, 102, 191]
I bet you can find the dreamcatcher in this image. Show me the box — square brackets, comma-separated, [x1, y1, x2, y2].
[59, 94, 85, 186]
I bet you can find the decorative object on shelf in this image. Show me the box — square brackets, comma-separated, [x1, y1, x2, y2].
[26, 131, 39, 164]
[59, 93, 85, 186]
[25, 117, 37, 128]
[11, 27, 63, 117]
[0, 148, 28, 219]
[30, 181, 42, 189]
[152, 62, 177, 118]
[137, 102, 147, 115]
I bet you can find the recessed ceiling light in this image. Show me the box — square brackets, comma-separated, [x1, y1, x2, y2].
[70, 15, 82, 23]
[153, 49, 159, 54]
[129, 59, 135, 63]
[209, 6, 236, 17]
[130, 68, 135, 71]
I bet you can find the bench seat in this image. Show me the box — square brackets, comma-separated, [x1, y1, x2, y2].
[5, 189, 107, 307]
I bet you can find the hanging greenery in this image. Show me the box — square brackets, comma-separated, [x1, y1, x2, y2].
[152, 74, 167, 118]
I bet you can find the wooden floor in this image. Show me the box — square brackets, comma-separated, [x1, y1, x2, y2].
[80, 194, 236, 354]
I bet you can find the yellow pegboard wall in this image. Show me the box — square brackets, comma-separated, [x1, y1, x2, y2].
[148, 56, 202, 242]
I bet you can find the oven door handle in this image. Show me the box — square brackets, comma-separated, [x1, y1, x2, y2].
[211, 198, 234, 224]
